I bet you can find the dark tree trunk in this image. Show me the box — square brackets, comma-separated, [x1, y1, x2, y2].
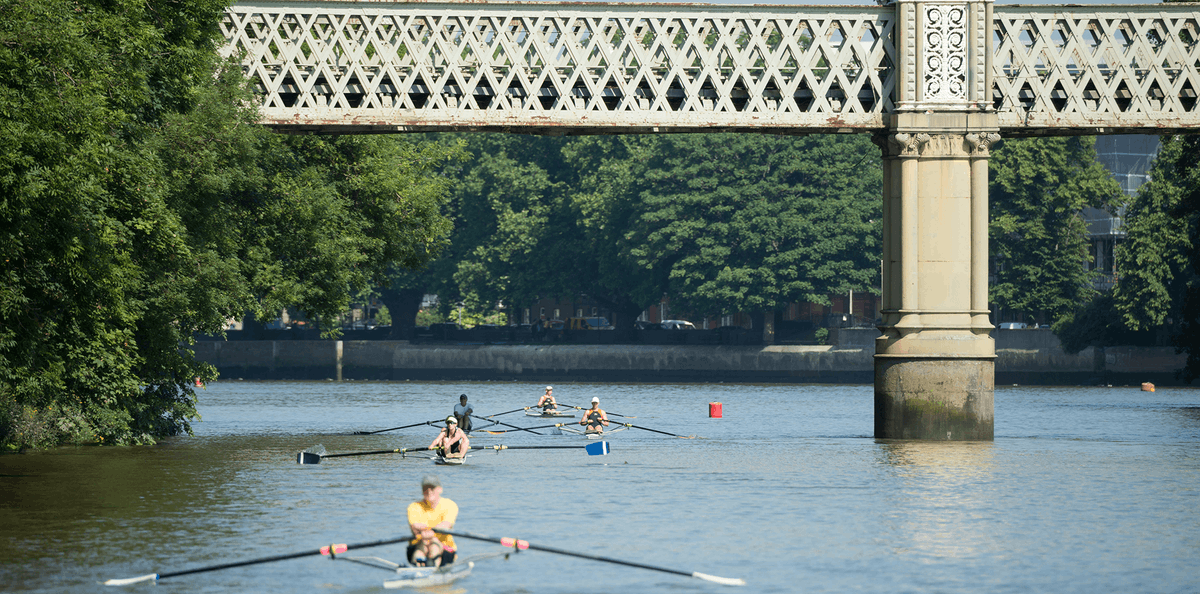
[378, 287, 425, 340]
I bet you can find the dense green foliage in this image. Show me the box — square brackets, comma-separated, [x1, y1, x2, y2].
[0, 0, 460, 450]
[1052, 135, 1200, 368]
[1112, 137, 1193, 332]
[1158, 136, 1200, 380]
[989, 137, 1124, 325]
[388, 133, 883, 327]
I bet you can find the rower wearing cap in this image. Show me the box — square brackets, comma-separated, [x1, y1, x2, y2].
[407, 474, 458, 567]
[580, 396, 608, 434]
[537, 386, 558, 413]
[429, 416, 470, 459]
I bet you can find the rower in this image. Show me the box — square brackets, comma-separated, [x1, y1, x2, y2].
[580, 396, 608, 434]
[407, 474, 458, 567]
[537, 386, 558, 413]
[429, 416, 470, 460]
[453, 394, 473, 432]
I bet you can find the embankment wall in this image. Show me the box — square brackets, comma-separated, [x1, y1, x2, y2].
[189, 329, 1188, 385]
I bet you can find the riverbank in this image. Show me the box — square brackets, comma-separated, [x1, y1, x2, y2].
[188, 329, 1187, 385]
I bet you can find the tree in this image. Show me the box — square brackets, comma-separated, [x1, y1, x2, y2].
[0, 0, 459, 449]
[1111, 136, 1191, 332]
[989, 137, 1124, 325]
[1164, 135, 1200, 380]
[606, 134, 883, 320]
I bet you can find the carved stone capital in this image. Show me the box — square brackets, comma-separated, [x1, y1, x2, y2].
[890, 132, 931, 157]
[964, 132, 1002, 157]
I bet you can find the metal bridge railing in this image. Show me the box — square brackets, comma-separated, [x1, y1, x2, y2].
[220, 2, 1200, 134]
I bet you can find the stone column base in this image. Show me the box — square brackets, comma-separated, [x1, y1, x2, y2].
[874, 357, 995, 440]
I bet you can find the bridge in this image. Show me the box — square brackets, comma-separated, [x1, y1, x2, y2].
[220, 0, 1200, 440]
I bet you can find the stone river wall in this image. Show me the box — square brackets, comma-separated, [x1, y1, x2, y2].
[188, 329, 1188, 386]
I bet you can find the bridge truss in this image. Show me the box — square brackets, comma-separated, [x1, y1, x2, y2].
[220, 1, 1200, 135]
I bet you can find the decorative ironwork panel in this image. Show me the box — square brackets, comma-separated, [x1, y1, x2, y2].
[992, 6, 1200, 133]
[923, 4, 968, 102]
[220, 1, 895, 133]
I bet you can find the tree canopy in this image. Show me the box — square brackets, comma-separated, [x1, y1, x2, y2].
[388, 133, 884, 328]
[0, 0, 460, 450]
[989, 137, 1124, 325]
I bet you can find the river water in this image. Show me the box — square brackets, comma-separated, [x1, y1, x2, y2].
[1, 381, 1198, 593]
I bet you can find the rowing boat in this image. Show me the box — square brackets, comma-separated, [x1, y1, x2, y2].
[342, 555, 476, 589]
[434, 456, 465, 466]
[383, 561, 474, 589]
[525, 411, 575, 418]
[556, 424, 630, 438]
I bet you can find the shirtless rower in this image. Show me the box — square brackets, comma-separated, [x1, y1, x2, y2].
[579, 396, 608, 434]
[429, 416, 470, 459]
[536, 386, 558, 413]
[406, 474, 458, 567]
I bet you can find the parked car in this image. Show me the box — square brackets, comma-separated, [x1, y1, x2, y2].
[661, 319, 697, 330]
[998, 322, 1027, 329]
[567, 316, 613, 330]
[634, 320, 664, 330]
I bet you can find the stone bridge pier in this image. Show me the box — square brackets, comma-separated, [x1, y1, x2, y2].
[874, 0, 996, 440]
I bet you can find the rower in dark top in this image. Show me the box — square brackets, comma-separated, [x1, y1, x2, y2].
[453, 394, 473, 433]
[537, 386, 558, 413]
[579, 396, 608, 434]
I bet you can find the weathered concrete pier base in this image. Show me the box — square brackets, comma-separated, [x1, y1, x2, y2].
[875, 358, 994, 440]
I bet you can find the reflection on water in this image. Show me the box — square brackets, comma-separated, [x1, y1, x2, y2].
[1, 382, 1198, 594]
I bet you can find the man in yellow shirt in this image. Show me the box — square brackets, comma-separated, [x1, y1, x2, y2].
[406, 475, 458, 567]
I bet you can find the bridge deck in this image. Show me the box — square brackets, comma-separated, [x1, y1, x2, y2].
[220, 1, 1200, 135]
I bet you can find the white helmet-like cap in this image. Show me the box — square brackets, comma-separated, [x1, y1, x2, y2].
[546, 386, 553, 390]
[591, 397, 600, 403]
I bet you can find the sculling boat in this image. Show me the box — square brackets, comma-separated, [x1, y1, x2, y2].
[383, 561, 474, 589]
[342, 555, 476, 589]
[556, 424, 630, 439]
[525, 410, 575, 418]
[434, 455, 465, 465]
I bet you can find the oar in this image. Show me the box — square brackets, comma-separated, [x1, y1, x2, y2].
[105, 534, 415, 586]
[351, 419, 442, 436]
[470, 414, 543, 436]
[433, 529, 743, 586]
[559, 404, 636, 419]
[474, 423, 561, 434]
[483, 406, 532, 418]
[472, 442, 610, 456]
[297, 446, 432, 465]
[613, 422, 697, 439]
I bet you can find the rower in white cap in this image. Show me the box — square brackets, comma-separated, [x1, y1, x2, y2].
[536, 385, 558, 413]
[580, 396, 608, 434]
[429, 416, 470, 460]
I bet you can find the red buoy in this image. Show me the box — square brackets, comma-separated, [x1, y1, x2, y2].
[709, 402, 723, 418]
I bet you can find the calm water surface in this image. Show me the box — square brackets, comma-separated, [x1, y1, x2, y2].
[1, 381, 1198, 593]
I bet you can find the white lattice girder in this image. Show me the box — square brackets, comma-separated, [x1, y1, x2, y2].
[992, 6, 1200, 133]
[220, 2, 1200, 134]
[221, 1, 897, 133]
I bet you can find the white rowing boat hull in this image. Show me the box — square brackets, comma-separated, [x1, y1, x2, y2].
[525, 411, 575, 418]
[434, 456, 465, 465]
[383, 561, 473, 589]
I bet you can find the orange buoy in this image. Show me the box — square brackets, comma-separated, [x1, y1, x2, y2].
[709, 402, 723, 418]
[1141, 382, 1155, 392]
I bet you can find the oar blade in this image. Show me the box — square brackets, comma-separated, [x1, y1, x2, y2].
[692, 572, 746, 586]
[297, 451, 323, 465]
[584, 441, 610, 456]
[104, 573, 159, 586]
